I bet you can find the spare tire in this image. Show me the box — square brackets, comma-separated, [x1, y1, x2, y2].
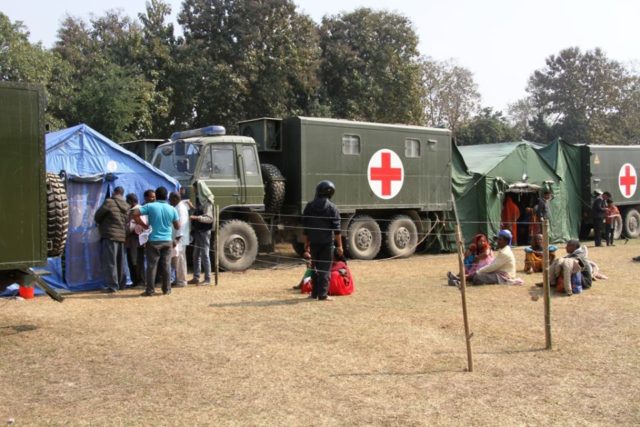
[46, 173, 69, 257]
[261, 163, 285, 213]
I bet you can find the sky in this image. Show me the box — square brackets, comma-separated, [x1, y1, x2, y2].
[3, 0, 640, 112]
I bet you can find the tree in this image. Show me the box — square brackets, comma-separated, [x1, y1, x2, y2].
[422, 58, 480, 140]
[51, 11, 161, 140]
[527, 47, 635, 144]
[456, 108, 519, 146]
[318, 8, 424, 124]
[177, 0, 321, 130]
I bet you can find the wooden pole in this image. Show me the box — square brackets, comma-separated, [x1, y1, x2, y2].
[455, 223, 474, 372]
[214, 204, 220, 286]
[542, 219, 552, 349]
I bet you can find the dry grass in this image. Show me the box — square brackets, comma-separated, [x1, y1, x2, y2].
[1, 241, 640, 426]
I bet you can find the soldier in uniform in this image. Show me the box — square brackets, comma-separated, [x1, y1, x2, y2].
[302, 181, 343, 301]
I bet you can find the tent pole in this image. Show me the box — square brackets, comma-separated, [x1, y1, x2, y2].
[543, 219, 552, 349]
[451, 195, 474, 372]
[214, 204, 219, 286]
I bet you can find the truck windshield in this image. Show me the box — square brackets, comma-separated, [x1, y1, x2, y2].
[153, 141, 201, 178]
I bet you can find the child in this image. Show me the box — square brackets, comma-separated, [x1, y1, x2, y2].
[605, 199, 621, 246]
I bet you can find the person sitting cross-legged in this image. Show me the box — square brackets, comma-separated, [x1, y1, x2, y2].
[470, 230, 522, 285]
[524, 233, 557, 274]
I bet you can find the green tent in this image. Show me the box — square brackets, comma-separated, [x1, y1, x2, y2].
[452, 141, 571, 244]
[536, 138, 584, 240]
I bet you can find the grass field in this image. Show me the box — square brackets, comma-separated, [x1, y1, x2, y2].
[1, 241, 640, 426]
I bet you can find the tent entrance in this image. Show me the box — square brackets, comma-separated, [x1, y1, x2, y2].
[504, 188, 540, 246]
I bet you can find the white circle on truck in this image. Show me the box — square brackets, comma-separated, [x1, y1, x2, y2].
[618, 163, 637, 199]
[367, 149, 404, 200]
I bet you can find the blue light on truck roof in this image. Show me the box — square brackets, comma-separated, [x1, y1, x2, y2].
[170, 125, 226, 140]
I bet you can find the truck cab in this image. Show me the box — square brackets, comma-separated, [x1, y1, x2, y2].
[151, 126, 265, 210]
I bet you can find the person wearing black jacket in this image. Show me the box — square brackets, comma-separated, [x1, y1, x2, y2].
[94, 186, 129, 293]
[592, 190, 609, 247]
[302, 181, 343, 301]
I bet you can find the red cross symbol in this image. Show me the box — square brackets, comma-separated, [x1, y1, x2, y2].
[369, 152, 403, 196]
[619, 164, 637, 197]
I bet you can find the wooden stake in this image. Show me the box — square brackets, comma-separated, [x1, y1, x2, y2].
[455, 223, 474, 372]
[542, 219, 552, 349]
[214, 204, 220, 286]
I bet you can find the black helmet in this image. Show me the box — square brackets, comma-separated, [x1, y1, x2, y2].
[315, 180, 336, 198]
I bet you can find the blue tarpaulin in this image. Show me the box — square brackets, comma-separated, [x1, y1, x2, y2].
[43, 124, 180, 293]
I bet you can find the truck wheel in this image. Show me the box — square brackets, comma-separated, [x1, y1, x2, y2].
[217, 220, 259, 271]
[346, 215, 381, 260]
[261, 163, 285, 213]
[46, 173, 69, 257]
[384, 215, 418, 258]
[624, 208, 640, 238]
[613, 215, 623, 240]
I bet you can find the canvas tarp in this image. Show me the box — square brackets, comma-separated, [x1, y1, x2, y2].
[44, 124, 180, 293]
[452, 141, 571, 244]
[536, 138, 584, 240]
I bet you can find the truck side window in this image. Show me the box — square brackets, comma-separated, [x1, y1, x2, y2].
[405, 138, 421, 158]
[342, 134, 361, 155]
[201, 145, 236, 178]
[241, 146, 259, 176]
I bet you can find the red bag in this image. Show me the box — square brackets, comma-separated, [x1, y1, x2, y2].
[328, 261, 354, 296]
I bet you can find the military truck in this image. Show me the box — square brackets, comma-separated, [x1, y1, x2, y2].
[152, 116, 452, 271]
[0, 82, 68, 300]
[581, 144, 640, 239]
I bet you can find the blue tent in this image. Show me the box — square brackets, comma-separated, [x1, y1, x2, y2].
[44, 124, 179, 292]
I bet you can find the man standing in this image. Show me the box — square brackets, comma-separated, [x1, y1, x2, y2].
[94, 186, 129, 293]
[189, 181, 214, 285]
[302, 180, 343, 301]
[169, 191, 189, 287]
[592, 190, 608, 247]
[133, 186, 180, 296]
[125, 193, 145, 287]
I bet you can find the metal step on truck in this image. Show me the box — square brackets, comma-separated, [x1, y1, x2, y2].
[152, 117, 453, 271]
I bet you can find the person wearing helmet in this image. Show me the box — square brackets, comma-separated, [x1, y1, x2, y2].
[470, 229, 518, 285]
[302, 180, 343, 301]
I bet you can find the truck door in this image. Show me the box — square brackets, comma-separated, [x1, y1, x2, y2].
[239, 144, 264, 206]
[200, 144, 240, 209]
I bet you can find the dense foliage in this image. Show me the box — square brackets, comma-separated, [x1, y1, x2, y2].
[1, 4, 639, 145]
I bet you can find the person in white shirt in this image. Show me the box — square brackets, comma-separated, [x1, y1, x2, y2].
[472, 229, 518, 285]
[169, 192, 190, 287]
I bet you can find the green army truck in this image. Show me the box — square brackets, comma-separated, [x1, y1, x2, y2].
[581, 144, 640, 239]
[0, 82, 68, 300]
[152, 117, 453, 271]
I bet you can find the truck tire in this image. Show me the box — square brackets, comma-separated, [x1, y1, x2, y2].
[384, 215, 418, 258]
[46, 173, 69, 257]
[217, 219, 259, 271]
[346, 215, 381, 260]
[623, 208, 640, 238]
[613, 215, 623, 240]
[261, 163, 285, 213]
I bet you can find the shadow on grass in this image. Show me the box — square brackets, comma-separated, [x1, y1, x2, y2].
[476, 347, 548, 355]
[65, 291, 147, 300]
[0, 324, 38, 336]
[209, 297, 313, 308]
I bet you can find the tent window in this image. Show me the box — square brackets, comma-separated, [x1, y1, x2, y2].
[342, 134, 361, 155]
[405, 138, 420, 158]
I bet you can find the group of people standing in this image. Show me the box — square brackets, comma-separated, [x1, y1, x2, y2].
[592, 190, 621, 247]
[93, 182, 215, 296]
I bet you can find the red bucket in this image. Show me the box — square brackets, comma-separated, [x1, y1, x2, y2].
[19, 286, 35, 299]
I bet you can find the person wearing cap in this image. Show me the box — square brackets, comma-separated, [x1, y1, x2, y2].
[471, 229, 517, 285]
[302, 180, 343, 301]
[592, 190, 609, 247]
